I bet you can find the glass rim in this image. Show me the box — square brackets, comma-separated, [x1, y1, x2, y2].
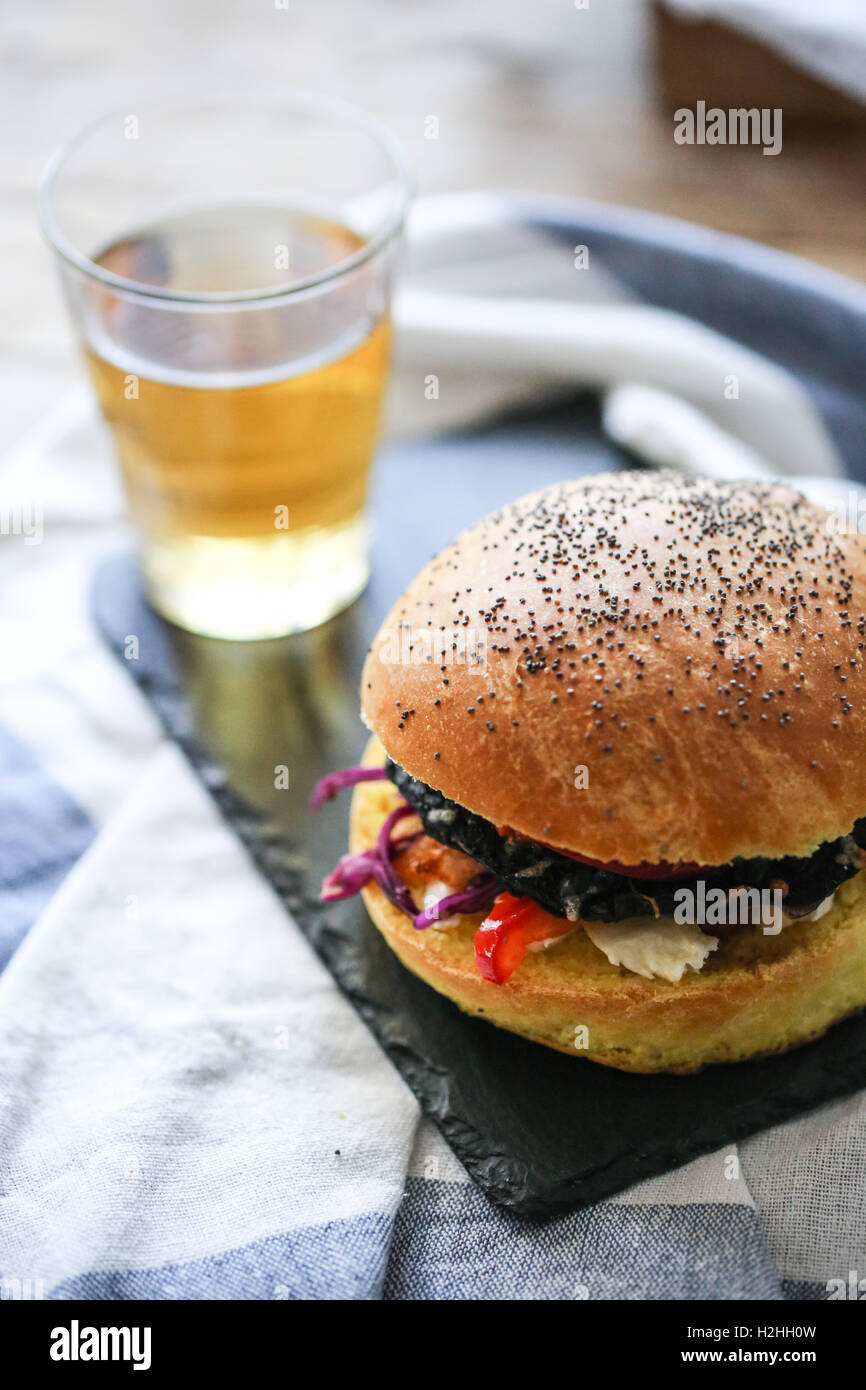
[38, 93, 414, 306]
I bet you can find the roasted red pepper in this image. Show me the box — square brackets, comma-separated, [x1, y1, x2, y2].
[474, 892, 575, 984]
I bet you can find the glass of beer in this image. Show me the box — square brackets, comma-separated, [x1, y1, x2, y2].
[39, 99, 411, 639]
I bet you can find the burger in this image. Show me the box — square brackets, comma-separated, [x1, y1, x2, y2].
[310, 472, 866, 1073]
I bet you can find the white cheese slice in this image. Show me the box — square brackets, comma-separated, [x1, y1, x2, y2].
[584, 918, 719, 983]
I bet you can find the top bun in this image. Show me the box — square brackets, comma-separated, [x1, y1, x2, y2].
[361, 473, 866, 867]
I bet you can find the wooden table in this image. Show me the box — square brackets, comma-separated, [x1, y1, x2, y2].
[2, 0, 864, 449]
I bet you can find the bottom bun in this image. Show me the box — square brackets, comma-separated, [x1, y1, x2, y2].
[349, 742, 866, 1073]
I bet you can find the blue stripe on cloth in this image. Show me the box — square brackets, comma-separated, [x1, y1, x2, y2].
[46, 1192, 793, 1301]
[383, 1181, 785, 1300]
[782, 1278, 834, 1301]
[47, 1215, 394, 1301]
[39, 1197, 833, 1301]
[0, 722, 93, 972]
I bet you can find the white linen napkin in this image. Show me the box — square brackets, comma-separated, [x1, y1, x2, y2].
[389, 196, 844, 481]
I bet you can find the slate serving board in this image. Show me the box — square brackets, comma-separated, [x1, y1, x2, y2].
[93, 394, 866, 1219]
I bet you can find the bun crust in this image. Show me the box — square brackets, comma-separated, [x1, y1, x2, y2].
[361, 474, 866, 866]
[350, 756, 866, 1073]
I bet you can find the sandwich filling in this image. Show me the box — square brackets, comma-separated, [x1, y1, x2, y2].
[310, 762, 866, 985]
[388, 761, 866, 923]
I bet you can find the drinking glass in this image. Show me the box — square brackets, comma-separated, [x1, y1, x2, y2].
[39, 98, 412, 639]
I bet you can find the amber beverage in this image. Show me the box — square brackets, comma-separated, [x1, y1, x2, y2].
[40, 101, 410, 638]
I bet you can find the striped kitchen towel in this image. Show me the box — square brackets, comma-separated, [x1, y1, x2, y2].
[1, 196, 865, 1300]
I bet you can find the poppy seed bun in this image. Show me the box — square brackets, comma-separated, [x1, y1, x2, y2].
[361, 473, 866, 867]
[350, 746, 866, 1072]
